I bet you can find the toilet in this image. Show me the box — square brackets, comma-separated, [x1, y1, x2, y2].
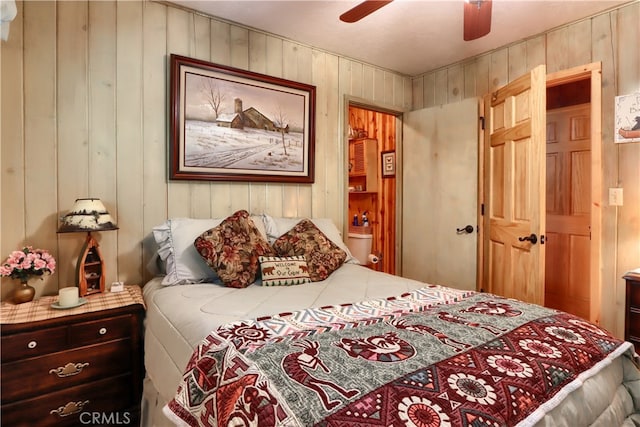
[347, 231, 373, 265]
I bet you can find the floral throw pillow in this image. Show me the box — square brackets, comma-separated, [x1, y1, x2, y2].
[258, 256, 311, 286]
[194, 210, 274, 288]
[272, 219, 347, 282]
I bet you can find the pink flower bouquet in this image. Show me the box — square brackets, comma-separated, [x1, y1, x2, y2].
[0, 246, 56, 283]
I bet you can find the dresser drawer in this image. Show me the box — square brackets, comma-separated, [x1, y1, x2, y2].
[1, 373, 135, 427]
[69, 314, 132, 346]
[627, 308, 640, 337]
[628, 281, 640, 308]
[0, 326, 67, 363]
[1, 339, 132, 403]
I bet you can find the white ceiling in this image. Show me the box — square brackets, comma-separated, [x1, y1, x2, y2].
[166, 0, 630, 76]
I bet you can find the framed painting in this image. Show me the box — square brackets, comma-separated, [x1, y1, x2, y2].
[169, 54, 316, 182]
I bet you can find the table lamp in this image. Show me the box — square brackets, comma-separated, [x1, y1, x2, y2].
[57, 198, 118, 296]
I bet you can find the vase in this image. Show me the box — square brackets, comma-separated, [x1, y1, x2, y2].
[13, 280, 36, 304]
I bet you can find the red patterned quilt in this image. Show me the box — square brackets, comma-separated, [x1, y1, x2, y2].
[166, 285, 635, 426]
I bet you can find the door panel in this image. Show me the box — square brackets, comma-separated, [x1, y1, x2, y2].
[402, 98, 478, 291]
[544, 104, 591, 318]
[483, 65, 546, 304]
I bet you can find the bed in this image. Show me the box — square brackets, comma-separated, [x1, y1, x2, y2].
[140, 212, 640, 426]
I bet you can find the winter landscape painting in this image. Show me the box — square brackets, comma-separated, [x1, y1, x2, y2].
[170, 54, 316, 182]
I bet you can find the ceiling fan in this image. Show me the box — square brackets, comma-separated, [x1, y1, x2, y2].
[339, 0, 393, 23]
[339, 0, 492, 41]
[463, 0, 492, 41]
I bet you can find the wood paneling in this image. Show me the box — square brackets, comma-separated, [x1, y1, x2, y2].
[615, 1, 640, 341]
[57, 1, 90, 289]
[412, 1, 639, 337]
[0, 0, 411, 300]
[23, 1, 57, 297]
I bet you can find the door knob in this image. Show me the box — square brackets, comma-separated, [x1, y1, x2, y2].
[518, 233, 538, 244]
[456, 225, 475, 234]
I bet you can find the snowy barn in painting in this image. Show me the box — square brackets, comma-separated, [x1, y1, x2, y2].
[215, 112, 243, 128]
[217, 98, 286, 132]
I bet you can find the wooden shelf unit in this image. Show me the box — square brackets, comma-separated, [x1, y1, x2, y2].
[77, 234, 105, 297]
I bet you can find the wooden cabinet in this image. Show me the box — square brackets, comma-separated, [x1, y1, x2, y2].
[349, 138, 378, 192]
[0, 300, 144, 426]
[624, 271, 640, 353]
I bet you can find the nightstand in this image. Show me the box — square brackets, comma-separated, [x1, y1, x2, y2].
[624, 271, 640, 353]
[0, 286, 145, 426]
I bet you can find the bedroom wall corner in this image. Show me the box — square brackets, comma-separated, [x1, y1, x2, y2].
[410, 1, 640, 339]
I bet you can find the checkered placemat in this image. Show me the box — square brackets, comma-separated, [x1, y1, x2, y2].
[1, 285, 145, 324]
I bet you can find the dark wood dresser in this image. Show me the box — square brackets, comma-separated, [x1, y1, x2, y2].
[0, 287, 144, 426]
[624, 271, 640, 353]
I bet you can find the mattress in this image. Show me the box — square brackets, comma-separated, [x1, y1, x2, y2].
[142, 265, 640, 426]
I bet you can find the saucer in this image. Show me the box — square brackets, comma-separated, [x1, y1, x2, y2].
[51, 298, 88, 310]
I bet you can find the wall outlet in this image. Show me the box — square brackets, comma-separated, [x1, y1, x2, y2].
[609, 188, 623, 206]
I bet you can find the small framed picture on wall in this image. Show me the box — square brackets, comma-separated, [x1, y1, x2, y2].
[381, 150, 396, 178]
[614, 93, 640, 143]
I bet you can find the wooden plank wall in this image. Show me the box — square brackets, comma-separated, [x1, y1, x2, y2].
[411, 1, 639, 338]
[0, 0, 412, 300]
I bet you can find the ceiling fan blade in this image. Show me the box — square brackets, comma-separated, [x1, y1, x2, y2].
[340, 0, 393, 23]
[464, 0, 492, 41]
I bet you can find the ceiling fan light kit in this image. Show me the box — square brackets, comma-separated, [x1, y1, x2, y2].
[464, 0, 492, 41]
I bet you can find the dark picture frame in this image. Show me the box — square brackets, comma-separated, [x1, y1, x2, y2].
[381, 150, 396, 178]
[169, 54, 316, 183]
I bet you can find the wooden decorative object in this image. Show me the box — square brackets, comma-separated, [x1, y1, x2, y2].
[76, 233, 105, 296]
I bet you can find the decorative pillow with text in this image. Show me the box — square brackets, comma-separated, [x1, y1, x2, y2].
[258, 256, 311, 286]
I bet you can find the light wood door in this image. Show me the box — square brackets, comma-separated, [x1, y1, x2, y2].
[402, 98, 479, 291]
[545, 103, 591, 318]
[483, 65, 547, 304]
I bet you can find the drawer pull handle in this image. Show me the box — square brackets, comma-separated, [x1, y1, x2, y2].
[49, 362, 90, 378]
[99, 327, 107, 335]
[27, 340, 37, 349]
[50, 400, 89, 417]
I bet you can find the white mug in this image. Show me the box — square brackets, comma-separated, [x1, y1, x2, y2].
[58, 287, 79, 307]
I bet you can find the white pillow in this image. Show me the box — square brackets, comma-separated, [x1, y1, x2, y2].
[153, 215, 268, 285]
[262, 215, 358, 264]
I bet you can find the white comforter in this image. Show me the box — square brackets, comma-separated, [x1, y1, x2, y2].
[143, 264, 428, 404]
[142, 264, 640, 427]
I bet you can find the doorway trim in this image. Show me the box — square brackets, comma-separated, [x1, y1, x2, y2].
[342, 95, 406, 272]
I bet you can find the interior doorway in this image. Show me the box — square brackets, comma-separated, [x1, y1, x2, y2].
[544, 76, 596, 320]
[480, 63, 603, 324]
[346, 104, 398, 274]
